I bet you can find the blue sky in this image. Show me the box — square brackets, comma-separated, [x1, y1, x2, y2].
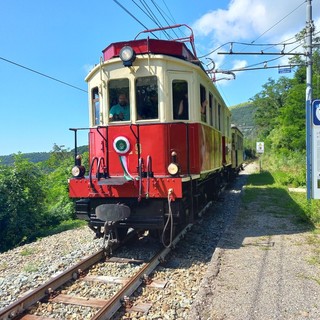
[0, 0, 319, 156]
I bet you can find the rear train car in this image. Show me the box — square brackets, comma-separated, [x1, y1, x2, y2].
[68, 25, 236, 246]
[231, 124, 244, 174]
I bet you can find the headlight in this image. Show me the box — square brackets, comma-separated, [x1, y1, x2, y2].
[167, 163, 179, 176]
[119, 46, 136, 66]
[72, 165, 85, 178]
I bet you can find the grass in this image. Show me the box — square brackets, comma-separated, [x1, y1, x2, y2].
[243, 164, 320, 270]
[243, 169, 317, 228]
[20, 247, 37, 256]
[23, 263, 39, 273]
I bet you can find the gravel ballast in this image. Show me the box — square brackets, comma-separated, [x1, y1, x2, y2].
[1, 163, 319, 319]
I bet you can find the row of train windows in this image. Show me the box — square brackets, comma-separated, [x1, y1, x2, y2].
[92, 76, 222, 129]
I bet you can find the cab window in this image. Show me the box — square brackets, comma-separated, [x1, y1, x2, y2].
[136, 76, 158, 120]
[92, 87, 100, 126]
[173, 80, 188, 120]
[200, 85, 207, 123]
[108, 79, 130, 121]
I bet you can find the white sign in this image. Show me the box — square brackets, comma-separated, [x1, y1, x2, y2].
[256, 142, 264, 154]
[312, 100, 320, 199]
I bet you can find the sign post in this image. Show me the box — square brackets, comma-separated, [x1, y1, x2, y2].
[256, 142, 264, 172]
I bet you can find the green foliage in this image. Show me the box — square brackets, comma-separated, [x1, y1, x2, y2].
[230, 102, 257, 158]
[252, 77, 292, 139]
[0, 144, 89, 252]
[42, 144, 83, 225]
[261, 152, 306, 187]
[230, 102, 256, 135]
[0, 145, 89, 166]
[0, 152, 51, 166]
[0, 155, 47, 252]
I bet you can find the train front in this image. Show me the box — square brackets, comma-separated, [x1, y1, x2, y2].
[68, 37, 197, 245]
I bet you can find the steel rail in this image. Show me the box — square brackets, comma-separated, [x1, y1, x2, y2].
[0, 249, 105, 320]
[91, 224, 192, 320]
[0, 224, 192, 320]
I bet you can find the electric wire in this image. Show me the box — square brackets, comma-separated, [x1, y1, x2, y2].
[112, 0, 158, 38]
[138, 0, 172, 39]
[250, 0, 306, 44]
[200, 0, 307, 74]
[160, 0, 177, 25]
[151, 0, 180, 39]
[0, 56, 87, 93]
[225, 43, 304, 73]
[131, 0, 165, 35]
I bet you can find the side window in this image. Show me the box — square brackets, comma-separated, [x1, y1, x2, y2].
[108, 79, 130, 121]
[232, 132, 235, 149]
[218, 103, 221, 131]
[173, 80, 188, 120]
[226, 115, 230, 138]
[209, 93, 213, 127]
[213, 98, 217, 128]
[92, 87, 100, 126]
[200, 85, 207, 123]
[136, 76, 158, 120]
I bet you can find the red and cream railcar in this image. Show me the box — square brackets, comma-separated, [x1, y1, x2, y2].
[231, 124, 244, 174]
[69, 25, 232, 245]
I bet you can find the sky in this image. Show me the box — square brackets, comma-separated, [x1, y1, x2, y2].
[0, 0, 319, 156]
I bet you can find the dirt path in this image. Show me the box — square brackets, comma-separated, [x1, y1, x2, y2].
[189, 162, 320, 320]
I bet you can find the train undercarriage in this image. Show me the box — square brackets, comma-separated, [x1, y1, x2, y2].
[74, 165, 235, 247]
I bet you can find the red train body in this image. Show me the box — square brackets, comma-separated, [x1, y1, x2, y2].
[68, 25, 243, 245]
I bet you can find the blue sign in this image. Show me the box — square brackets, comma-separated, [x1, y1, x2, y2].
[278, 68, 291, 74]
[313, 100, 320, 125]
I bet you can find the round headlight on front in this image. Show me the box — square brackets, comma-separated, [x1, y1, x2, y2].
[168, 163, 179, 176]
[119, 46, 136, 66]
[72, 165, 85, 178]
[113, 136, 131, 154]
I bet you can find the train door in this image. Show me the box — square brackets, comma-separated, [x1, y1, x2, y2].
[167, 71, 192, 121]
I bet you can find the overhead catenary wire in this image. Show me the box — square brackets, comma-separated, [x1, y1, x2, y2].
[0, 56, 87, 93]
[250, 0, 306, 44]
[112, 0, 158, 38]
[201, 0, 308, 73]
[131, 0, 171, 39]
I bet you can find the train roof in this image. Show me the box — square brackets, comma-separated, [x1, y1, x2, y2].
[102, 24, 199, 64]
[103, 38, 197, 63]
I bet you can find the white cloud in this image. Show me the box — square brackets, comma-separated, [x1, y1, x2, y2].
[193, 0, 319, 76]
[193, 0, 309, 44]
[232, 59, 248, 70]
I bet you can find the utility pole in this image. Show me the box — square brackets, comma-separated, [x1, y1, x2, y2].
[217, 1, 315, 198]
[306, 0, 313, 199]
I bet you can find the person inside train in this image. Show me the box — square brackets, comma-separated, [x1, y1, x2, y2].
[109, 93, 130, 121]
[177, 92, 189, 120]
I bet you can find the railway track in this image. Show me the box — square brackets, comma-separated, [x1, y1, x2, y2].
[0, 225, 192, 320]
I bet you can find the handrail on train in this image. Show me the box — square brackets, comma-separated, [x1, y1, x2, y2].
[134, 24, 197, 58]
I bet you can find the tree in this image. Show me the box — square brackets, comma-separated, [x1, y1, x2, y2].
[252, 77, 292, 140]
[0, 155, 46, 252]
